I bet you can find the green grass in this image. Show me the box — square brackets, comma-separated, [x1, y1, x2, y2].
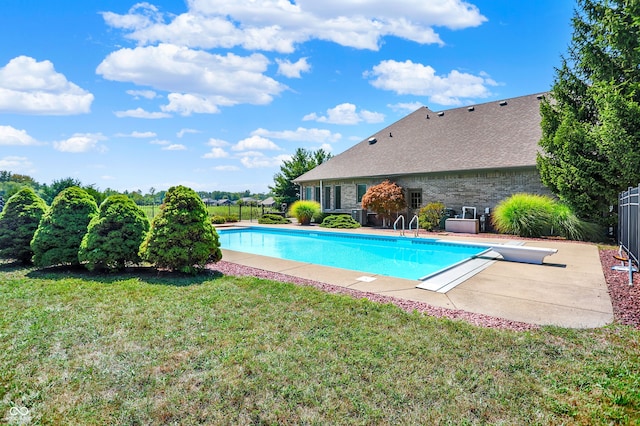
[1, 263, 639, 424]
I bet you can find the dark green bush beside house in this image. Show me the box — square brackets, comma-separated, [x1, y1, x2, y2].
[78, 195, 150, 272]
[31, 186, 98, 267]
[140, 185, 222, 274]
[418, 202, 445, 231]
[0, 187, 48, 264]
[319, 214, 360, 229]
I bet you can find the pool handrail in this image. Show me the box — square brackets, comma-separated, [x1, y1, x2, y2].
[394, 215, 405, 236]
[408, 214, 419, 237]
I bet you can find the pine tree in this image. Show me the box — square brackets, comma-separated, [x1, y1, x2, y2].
[140, 185, 222, 274]
[0, 187, 48, 264]
[537, 0, 640, 225]
[270, 148, 332, 206]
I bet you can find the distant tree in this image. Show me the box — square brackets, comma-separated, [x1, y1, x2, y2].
[31, 186, 98, 267]
[78, 195, 150, 271]
[0, 188, 48, 264]
[41, 177, 83, 205]
[537, 0, 640, 225]
[361, 180, 407, 227]
[140, 185, 222, 274]
[270, 148, 332, 206]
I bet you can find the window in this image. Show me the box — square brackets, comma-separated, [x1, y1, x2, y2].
[409, 189, 422, 210]
[335, 186, 341, 209]
[304, 187, 312, 200]
[357, 184, 367, 203]
[324, 186, 331, 209]
[315, 186, 320, 202]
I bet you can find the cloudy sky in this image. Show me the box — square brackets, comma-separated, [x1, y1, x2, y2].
[0, 0, 573, 193]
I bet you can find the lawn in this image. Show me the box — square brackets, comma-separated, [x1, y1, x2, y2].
[139, 204, 273, 221]
[1, 262, 639, 425]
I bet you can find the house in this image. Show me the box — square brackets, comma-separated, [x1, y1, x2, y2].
[293, 93, 553, 224]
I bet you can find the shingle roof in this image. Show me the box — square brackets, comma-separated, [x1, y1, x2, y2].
[295, 93, 545, 183]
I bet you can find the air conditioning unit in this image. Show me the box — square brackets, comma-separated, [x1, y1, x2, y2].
[351, 209, 367, 225]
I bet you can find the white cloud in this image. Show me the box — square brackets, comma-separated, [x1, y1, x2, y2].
[126, 89, 158, 99]
[206, 138, 231, 147]
[252, 127, 342, 144]
[97, 44, 286, 115]
[276, 57, 310, 78]
[0, 125, 39, 146]
[213, 165, 240, 171]
[0, 56, 94, 115]
[114, 107, 172, 118]
[162, 144, 186, 151]
[202, 147, 229, 159]
[303, 103, 384, 125]
[365, 60, 497, 105]
[388, 102, 425, 113]
[239, 152, 290, 169]
[102, 1, 486, 52]
[115, 130, 157, 138]
[53, 133, 107, 153]
[0, 156, 34, 173]
[150, 139, 171, 145]
[232, 135, 281, 151]
[177, 128, 200, 138]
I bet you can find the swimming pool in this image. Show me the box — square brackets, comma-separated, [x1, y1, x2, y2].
[217, 227, 490, 281]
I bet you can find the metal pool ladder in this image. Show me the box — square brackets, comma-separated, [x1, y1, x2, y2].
[394, 215, 405, 236]
[408, 215, 419, 237]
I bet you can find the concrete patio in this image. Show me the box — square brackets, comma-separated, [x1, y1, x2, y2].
[220, 223, 613, 329]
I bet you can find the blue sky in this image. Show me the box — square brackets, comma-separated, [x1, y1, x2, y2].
[0, 0, 574, 194]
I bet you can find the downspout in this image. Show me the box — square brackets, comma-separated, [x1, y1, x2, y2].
[319, 180, 323, 212]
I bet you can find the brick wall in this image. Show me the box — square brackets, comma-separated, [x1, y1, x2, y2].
[303, 167, 553, 216]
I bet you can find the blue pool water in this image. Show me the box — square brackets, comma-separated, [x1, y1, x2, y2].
[217, 227, 488, 281]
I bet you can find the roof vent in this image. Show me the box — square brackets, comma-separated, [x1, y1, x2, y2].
[368, 137, 377, 145]
[426, 114, 430, 119]
[467, 106, 475, 112]
[389, 132, 393, 137]
[499, 100, 508, 106]
[437, 111, 444, 117]
[536, 94, 544, 100]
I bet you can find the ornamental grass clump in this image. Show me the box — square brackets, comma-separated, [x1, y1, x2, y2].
[78, 195, 150, 272]
[418, 202, 445, 231]
[492, 193, 602, 240]
[288, 200, 321, 225]
[140, 185, 222, 274]
[319, 214, 361, 229]
[31, 186, 98, 267]
[0, 187, 48, 264]
[491, 193, 555, 238]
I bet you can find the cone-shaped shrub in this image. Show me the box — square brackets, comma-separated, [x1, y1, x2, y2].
[140, 185, 222, 274]
[78, 195, 150, 271]
[31, 186, 98, 267]
[0, 187, 48, 264]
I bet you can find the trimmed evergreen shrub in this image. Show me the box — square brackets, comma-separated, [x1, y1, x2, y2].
[78, 195, 150, 272]
[211, 215, 226, 224]
[418, 202, 445, 231]
[288, 200, 321, 225]
[258, 214, 291, 224]
[0, 187, 48, 264]
[224, 215, 239, 223]
[140, 185, 222, 274]
[319, 214, 361, 229]
[31, 186, 98, 267]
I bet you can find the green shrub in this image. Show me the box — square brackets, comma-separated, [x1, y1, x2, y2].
[288, 200, 321, 225]
[319, 214, 361, 229]
[491, 193, 555, 237]
[224, 215, 239, 223]
[31, 186, 98, 267]
[78, 195, 150, 272]
[211, 215, 226, 224]
[0, 187, 48, 264]
[140, 185, 222, 274]
[418, 202, 445, 231]
[492, 193, 602, 240]
[258, 214, 291, 224]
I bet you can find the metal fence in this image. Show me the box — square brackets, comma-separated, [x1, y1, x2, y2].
[618, 185, 640, 285]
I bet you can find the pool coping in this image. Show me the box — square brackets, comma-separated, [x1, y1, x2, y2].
[218, 222, 614, 329]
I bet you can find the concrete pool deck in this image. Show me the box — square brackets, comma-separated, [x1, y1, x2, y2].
[219, 222, 613, 329]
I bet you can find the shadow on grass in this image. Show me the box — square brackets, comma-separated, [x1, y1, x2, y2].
[23, 264, 223, 287]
